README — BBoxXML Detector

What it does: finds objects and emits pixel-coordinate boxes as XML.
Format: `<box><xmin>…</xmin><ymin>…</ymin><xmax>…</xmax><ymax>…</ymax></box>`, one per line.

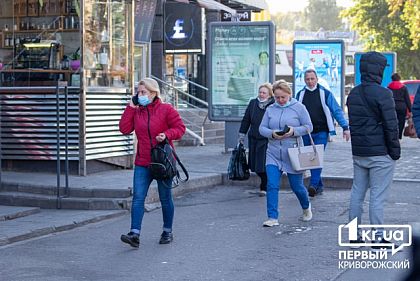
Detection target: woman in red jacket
<box><xmin>119</xmin><ymin>78</ymin><xmax>186</xmax><ymax>248</ymax></box>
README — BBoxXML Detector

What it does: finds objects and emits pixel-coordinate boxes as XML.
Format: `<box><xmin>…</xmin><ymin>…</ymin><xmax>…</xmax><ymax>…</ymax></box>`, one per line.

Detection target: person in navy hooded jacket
<box><xmin>413</xmin><ymin>86</ymin><xmax>420</xmax><ymax>138</ymax></box>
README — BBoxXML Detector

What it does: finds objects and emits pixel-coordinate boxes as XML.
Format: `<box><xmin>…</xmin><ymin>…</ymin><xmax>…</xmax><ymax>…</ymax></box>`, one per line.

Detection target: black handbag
<box><xmin>228</xmin><ymin>143</ymin><xmax>250</xmax><ymax>181</ymax></box>
<box><xmin>147</xmin><ymin>119</ymin><xmax>189</xmax><ymax>188</ymax></box>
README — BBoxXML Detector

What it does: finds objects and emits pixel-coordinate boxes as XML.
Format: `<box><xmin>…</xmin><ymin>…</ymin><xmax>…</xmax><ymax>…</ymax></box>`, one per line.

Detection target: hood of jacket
<box><xmin>360</xmin><ymin>51</ymin><xmax>387</xmax><ymax>85</ymax></box>
<box><xmin>388</xmin><ymin>80</ymin><xmax>405</xmax><ymax>90</ymax></box>
<box><xmin>272</xmin><ymin>97</ymin><xmax>299</xmax><ymax>108</ymax></box>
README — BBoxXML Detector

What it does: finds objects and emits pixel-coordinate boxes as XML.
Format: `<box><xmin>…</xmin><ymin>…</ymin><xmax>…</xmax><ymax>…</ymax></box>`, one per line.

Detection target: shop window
<box><xmin>83</xmin><ymin>0</ymin><xmax>132</xmax><ymax>88</ymax></box>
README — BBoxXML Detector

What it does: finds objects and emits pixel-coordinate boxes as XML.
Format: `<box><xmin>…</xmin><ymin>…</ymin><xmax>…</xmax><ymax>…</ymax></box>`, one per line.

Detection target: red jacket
<box><xmin>119</xmin><ymin>98</ymin><xmax>186</xmax><ymax>166</ymax></box>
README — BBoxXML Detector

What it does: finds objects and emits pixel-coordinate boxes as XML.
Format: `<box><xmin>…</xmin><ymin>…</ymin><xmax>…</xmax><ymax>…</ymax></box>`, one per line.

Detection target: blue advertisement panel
<box><xmin>354</xmin><ymin>52</ymin><xmax>397</xmax><ymax>87</ymax></box>
<box><xmin>293</xmin><ymin>40</ymin><xmax>345</xmax><ymax>106</ymax></box>
<box><xmin>208</xmin><ymin>22</ymin><xmax>275</xmax><ymax>121</ymax></box>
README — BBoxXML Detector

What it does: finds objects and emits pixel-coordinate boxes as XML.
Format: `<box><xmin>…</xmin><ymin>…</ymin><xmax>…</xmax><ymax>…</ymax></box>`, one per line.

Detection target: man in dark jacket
<box><xmin>387</xmin><ymin>73</ymin><xmax>412</xmax><ymax>139</ymax></box>
<box><xmin>346</xmin><ymin>51</ymin><xmax>400</xmax><ymax>247</ymax></box>
<box><xmin>295</xmin><ymin>69</ymin><xmax>350</xmax><ymax>197</ymax></box>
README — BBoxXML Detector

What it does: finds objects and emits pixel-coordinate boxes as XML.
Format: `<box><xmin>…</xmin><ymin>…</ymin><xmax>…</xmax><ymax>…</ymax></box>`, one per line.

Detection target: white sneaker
<box><xmin>259</xmin><ymin>190</ymin><xmax>267</xmax><ymax>197</ymax></box>
<box><xmin>302</xmin><ymin>204</ymin><xmax>312</xmax><ymax>221</ymax></box>
<box><xmin>263</xmin><ymin>218</ymin><xmax>279</xmax><ymax>227</ymax></box>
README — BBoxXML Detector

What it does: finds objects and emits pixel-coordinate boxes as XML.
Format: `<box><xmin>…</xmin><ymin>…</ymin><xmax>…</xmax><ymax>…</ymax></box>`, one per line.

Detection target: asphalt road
<box><xmin>0</xmin><ymin>182</ymin><xmax>418</xmax><ymax>281</ymax></box>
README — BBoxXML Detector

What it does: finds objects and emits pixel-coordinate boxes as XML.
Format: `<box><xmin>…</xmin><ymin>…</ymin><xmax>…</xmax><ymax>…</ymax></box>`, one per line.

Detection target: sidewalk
<box><xmin>2</xmin><ymin>132</ymin><xmax>419</xmax><ymax>189</ymax></box>
<box><xmin>0</xmin><ymin>133</ymin><xmax>419</xmax><ymax>247</ymax></box>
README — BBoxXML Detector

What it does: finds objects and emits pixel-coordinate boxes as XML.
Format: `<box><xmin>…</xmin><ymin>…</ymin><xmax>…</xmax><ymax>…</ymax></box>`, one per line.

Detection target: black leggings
<box><xmin>396</xmin><ymin>111</ymin><xmax>406</xmax><ymax>139</ymax></box>
<box><xmin>257</xmin><ymin>172</ymin><xmax>267</xmax><ymax>191</ymax></box>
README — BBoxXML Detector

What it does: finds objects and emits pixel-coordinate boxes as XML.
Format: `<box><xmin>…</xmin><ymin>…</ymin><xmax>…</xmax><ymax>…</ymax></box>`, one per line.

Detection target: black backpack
<box><xmin>149</xmin><ymin>139</ymin><xmax>189</xmax><ymax>188</ymax></box>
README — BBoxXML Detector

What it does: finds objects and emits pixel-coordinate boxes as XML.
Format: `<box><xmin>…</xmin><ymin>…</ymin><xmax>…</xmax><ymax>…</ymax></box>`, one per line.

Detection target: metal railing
<box><xmin>151</xmin><ymin>75</ymin><xmax>209</xmax><ymax>146</ymax></box>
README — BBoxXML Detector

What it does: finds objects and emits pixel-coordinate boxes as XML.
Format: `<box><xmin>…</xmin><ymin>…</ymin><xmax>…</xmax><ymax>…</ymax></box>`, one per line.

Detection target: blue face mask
<box><xmin>138</xmin><ymin>95</ymin><xmax>151</xmax><ymax>106</ymax></box>
<box><xmin>278</xmin><ymin>100</ymin><xmax>291</xmax><ymax>108</ymax></box>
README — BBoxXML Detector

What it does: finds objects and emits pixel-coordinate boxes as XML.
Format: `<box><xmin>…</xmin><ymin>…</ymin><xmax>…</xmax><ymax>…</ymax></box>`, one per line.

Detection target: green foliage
<box><xmin>304</xmin><ymin>0</ymin><xmax>344</xmax><ymax>31</ymax></box>
<box><xmin>271</xmin><ymin>12</ymin><xmax>306</xmax><ymax>31</ymax></box>
<box><xmin>388</xmin><ymin>0</ymin><xmax>420</xmax><ymax>49</ymax></box>
<box><xmin>70</xmin><ymin>49</ymin><xmax>80</xmax><ymax>60</ymax></box>
<box><xmin>342</xmin><ymin>0</ymin><xmax>420</xmax><ymax>79</ymax></box>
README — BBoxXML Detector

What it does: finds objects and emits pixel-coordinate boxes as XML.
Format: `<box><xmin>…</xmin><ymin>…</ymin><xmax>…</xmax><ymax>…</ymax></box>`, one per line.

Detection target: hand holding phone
<box><xmin>131</xmin><ymin>94</ymin><xmax>139</xmax><ymax>106</ymax></box>
<box><xmin>274</xmin><ymin>125</ymin><xmax>290</xmax><ymax>136</ymax></box>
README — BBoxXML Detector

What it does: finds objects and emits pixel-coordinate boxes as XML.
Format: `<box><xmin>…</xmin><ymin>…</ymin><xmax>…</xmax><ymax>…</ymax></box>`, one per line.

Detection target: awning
<box><xmin>221</xmin><ymin>0</ymin><xmax>268</xmax><ymax>11</ymax></box>
<box><xmin>173</xmin><ymin>0</ymin><xmax>237</xmax><ymax>15</ymax></box>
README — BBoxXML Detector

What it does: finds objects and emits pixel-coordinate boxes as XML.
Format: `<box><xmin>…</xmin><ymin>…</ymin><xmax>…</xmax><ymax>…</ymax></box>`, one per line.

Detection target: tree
<box><xmin>388</xmin><ymin>0</ymin><xmax>419</xmax><ymax>49</ymax></box>
<box><xmin>342</xmin><ymin>0</ymin><xmax>420</xmax><ymax>79</ymax></box>
<box><xmin>304</xmin><ymin>0</ymin><xmax>344</xmax><ymax>31</ymax></box>
<box><xmin>271</xmin><ymin>12</ymin><xmax>306</xmax><ymax>31</ymax></box>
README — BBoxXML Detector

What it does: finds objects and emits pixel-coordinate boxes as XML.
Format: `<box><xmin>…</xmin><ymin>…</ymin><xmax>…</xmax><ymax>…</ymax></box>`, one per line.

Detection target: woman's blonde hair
<box><xmin>139</xmin><ymin>78</ymin><xmax>160</xmax><ymax>97</ymax></box>
<box><xmin>272</xmin><ymin>79</ymin><xmax>292</xmax><ymax>96</ymax></box>
<box><xmin>258</xmin><ymin>83</ymin><xmax>274</xmax><ymax>97</ymax></box>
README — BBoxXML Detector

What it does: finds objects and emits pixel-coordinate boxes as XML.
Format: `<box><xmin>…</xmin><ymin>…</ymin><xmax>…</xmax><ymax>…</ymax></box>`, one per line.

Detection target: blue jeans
<box><xmin>302</xmin><ymin>131</ymin><xmax>329</xmax><ymax>191</ymax></box>
<box><xmin>130</xmin><ymin>166</ymin><xmax>174</xmax><ymax>234</ymax></box>
<box><xmin>266</xmin><ymin>165</ymin><xmax>310</xmax><ymax>219</ymax></box>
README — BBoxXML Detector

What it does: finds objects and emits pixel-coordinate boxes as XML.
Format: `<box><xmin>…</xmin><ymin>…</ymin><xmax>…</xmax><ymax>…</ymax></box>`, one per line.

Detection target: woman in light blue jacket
<box><xmin>259</xmin><ymin>80</ymin><xmax>313</xmax><ymax>227</ymax></box>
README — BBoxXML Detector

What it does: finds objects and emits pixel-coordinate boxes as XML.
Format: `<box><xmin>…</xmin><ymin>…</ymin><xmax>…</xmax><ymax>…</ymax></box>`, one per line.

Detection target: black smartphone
<box><xmin>132</xmin><ymin>94</ymin><xmax>139</xmax><ymax>106</ymax></box>
<box><xmin>275</xmin><ymin>125</ymin><xmax>290</xmax><ymax>136</ymax></box>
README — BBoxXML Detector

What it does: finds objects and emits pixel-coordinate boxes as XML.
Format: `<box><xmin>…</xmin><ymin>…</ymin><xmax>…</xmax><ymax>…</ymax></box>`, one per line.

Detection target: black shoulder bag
<box><xmin>147</xmin><ymin>116</ymin><xmax>188</xmax><ymax>188</ymax></box>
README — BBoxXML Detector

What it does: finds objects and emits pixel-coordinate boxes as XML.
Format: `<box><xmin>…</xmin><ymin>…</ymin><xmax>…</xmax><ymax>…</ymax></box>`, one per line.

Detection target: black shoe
<box><xmin>159</xmin><ymin>231</ymin><xmax>173</xmax><ymax>244</ymax></box>
<box><xmin>120</xmin><ymin>232</ymin><xmax>139</xmax><ymax>248</ymax></box>
<box><xmin>349</xmin><ymin>238</ymin><xmax>365</xmax><ymax>249</ymax></box>
<box><xmin>371</xmin><ymin>238</ymin><xmax>393</xmax><ymax>250</ymax></box>
<box><xmin>307</xmin><ymin>185</ymin><xmax>316</xmax><ymax>197</ymax></box>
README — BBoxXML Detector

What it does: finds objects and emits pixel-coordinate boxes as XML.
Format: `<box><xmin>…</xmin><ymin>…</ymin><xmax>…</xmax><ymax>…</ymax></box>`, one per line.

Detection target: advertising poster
<box><xmin>293</xmin><ymin>40</ymin><xmax>345</xmax><ymax>106</ymax></box>
<box><xmin>354</xmin><ymin>52</ymin><xmax>396</xmax><ymax>87</ymax></box>
<box><xmin>208</xmin><ymin>22</ymin><xmax>275</xmax><ymax>121</ymax></box>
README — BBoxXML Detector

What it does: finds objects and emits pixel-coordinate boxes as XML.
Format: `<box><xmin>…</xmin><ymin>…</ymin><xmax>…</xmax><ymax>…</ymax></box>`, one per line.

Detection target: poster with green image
<box><xmin>208</xmin><ymin>22</ymin><xmax>275</xmax><ymax>121</ymax></box>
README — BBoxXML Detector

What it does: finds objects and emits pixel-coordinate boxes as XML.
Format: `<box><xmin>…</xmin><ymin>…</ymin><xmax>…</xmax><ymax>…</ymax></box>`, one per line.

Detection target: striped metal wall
<box><xmin>0</xmin><ymin>87</ymin><xmax>134</xmax><ymax>163</ymax></box>
<box><xmin>0</xmin><ymin>87</ymin><xmax>80</xmax><ymax>160</ymax></box>
<box><xmin>85</xmin><ymin>88</ymin><xmax>133</xmax><ymax>160</ymax></box>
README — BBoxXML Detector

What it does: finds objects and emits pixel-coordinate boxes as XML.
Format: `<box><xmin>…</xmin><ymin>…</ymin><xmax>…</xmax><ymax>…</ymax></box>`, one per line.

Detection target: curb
<box><xmin>220</xmin><ymin>174</ymin><xmax>419</xmax><ymax>189</ymax></box>
<box><xmin>0</xmin><ymin>210</ymin><xmax>127</xmax><ymax>247</ymax></box>
<box><xmin>0</xmin><ymin>207</ymin><xmax>41</xmax><ymax>221</ymax></box>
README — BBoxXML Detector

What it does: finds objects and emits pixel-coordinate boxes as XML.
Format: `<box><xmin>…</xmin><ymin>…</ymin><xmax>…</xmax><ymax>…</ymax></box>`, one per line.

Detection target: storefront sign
<box><xmin>134</xmin><ymin>0</ymin><xmax>157</xmax><ymax>43</ymax></box>
<box><xmin>293</xmin><ymin>40</ymin><xmax>345</xmax><ymax>106</ymax></box>
<box><xmin>164</xmin><ymin>2</ymin><xmax>202</xmax><ymax>52</ymax></box>
<box><xmin>221</xmin><ymin>10</ymin><xmax>251</xmax><ymax>22</ymax></box>
<box><xmin>208</xmin><ymin>21</ymin><xmax>275</xmax><ymax>121</ymax></box>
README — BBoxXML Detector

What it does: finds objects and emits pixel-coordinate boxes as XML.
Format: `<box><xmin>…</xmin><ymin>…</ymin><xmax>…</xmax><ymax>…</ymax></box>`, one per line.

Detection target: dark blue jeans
<box><xmin>302</xmin><ymin>131</ymin><xmax>329</xmax><ymax>192</ymax></box>
<box><xmin>130</xmin><ymin>166</ymin><xmax>174</xmax><ymax>234</ymax></box>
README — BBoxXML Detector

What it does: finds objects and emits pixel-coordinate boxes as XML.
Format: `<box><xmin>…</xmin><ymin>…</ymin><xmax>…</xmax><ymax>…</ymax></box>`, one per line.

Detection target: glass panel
<box><xmin>173</xmin><ymin>54</ymin><xmax>188</xmax><ymax>92</ymax></box>
<box><xmin>133</xmin><ymin>44</ymin><xmax>149</xmax><ymax>86</ymax></box>
<box><xmin>83</xmin><ymin>0</ymin><xmax>132</xmax><ymax>88</ymax></box>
